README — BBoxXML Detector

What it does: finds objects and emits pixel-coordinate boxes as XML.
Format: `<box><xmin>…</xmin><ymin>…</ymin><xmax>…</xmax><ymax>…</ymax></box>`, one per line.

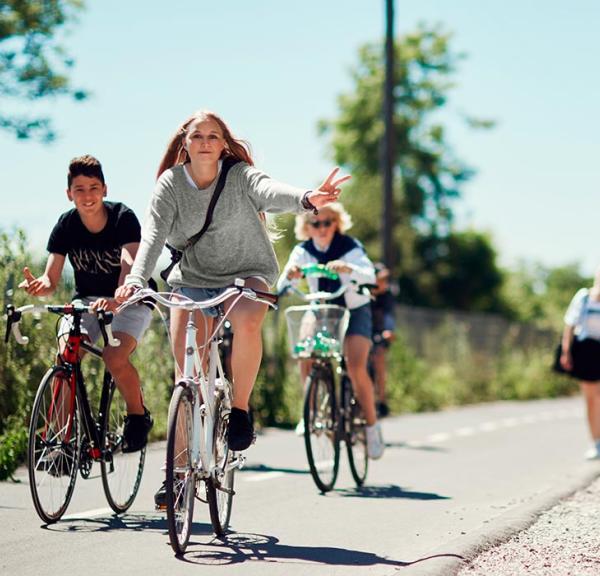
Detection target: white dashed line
<box><xmin>62</xmin><ymin>507</ymin><xmax>112</xmax><ymax>520</ymax></box>
<box><xmin>244</xmin><ymin>471</ymin><xmax>285</xmax><ymax>482</ymax></box>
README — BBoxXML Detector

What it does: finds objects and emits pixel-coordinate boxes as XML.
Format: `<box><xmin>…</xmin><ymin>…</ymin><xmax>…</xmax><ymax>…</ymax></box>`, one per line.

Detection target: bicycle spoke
<box><xmin>28</xmin><ymin>368</ymin><xmax>79</xmax><ymax>524</ymax></box>
<box><xmin>101</xmin><ymin>378</ymin><xmax>145</xmax><ymax>514</ymax></box>
<box><xmin>303</xmin><ymin>368</ymin><xmax>340</xmax><ymax>492</ymax></box>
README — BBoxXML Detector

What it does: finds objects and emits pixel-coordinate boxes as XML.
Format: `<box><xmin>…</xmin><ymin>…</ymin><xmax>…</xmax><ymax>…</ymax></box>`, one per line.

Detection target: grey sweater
<box><xmin>126</xmin><ymin>161</ymin><xmax>306</xmax><ymax>289</ymax></box>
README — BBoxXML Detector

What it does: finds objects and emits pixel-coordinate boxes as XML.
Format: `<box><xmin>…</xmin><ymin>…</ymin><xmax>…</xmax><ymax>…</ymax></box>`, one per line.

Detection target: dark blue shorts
<box><xmin>346</xmin><ymin>304</ymin><xmax>373</xmax><ymax>340</ymax></box>
<box><xmin>174</xmin><ymin>286</ymin><xmax>228</xmax><ymax>317</ymax></box>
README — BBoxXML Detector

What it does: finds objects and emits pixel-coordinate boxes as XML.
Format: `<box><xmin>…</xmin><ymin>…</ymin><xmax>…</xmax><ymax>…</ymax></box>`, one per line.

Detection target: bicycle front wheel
<box><xmin>206</xmin><ymin>391</ymin><xmax>235</xmax><ymax>536</ymax></box>
<box><xmin>343</xmin><ymin>376</ymin><xmax>368</xmax><ymax>486</ymax></box>
<box><xmin>303</xmin><ymin>366</ymin><xmax>339</xmax><ymax>493</ymax></box>
<box><xmin>165</xmin><ymin>383</ymin><xmax>196</xmax><ymax>555</ymax></box>
<box><xmin>28</xmin><ymin>366</ymin><xmax>80</xmax><ymax>523</ymax></box>
<box><xmin>101</xmin><ymin>375</ymin><xmax>145</xmax><ymax>513</ymax></box>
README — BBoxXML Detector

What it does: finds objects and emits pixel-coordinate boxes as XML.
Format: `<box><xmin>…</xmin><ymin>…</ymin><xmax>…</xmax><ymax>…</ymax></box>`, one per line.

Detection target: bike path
<box><xmin>1</xmin><ymin>396</ymin><xmax>598</xmax><ymax>576</ymax></box>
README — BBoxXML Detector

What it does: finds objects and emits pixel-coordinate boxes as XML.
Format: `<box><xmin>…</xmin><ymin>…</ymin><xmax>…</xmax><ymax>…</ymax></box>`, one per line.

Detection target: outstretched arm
<box><xmin>18</xmin><ymin>253</ymin><xmax>65</xmax><ymax>297</ymax></box>
<box><xmin>305</xmin><ymin>167</ymin><xmax>352</xmax><ymax>210</ymax></box>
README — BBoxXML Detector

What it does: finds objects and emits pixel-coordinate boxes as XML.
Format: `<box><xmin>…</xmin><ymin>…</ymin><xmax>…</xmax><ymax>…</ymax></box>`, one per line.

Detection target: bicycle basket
<box><xmin>284</xmin><ymin>304</ymin><xmax>349</xmax><ymax>359</ymax></box>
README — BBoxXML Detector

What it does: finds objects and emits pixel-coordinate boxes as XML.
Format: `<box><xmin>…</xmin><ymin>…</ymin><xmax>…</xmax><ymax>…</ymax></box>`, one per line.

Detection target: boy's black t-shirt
<box><xmin>47</xmin><ymin>201</ymin><xmax>141</xmax><ymax>299</ymax></box>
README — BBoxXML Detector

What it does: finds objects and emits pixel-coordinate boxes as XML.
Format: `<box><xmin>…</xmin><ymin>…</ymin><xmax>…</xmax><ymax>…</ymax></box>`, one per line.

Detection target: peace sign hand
<box><xmin>306</xmin><ymin>167</ymin><xmax>351</xmax><ymax>209</ymax></box>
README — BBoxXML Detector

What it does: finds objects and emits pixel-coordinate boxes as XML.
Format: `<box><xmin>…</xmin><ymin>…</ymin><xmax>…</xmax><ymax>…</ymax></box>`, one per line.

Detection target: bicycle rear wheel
<box><xmin>206</xmin><ymin>390</ymin><xmax>235</xmax><ymax>536</ymax></box>
<box><xmin>28</xmin><ymin>366</ymin><xmax>80</xmax><ymax>523</ymax></box>
<box><xmin>303</xmin><ymin>366</ymin><xmax>339</xmax><ymax>492</ymax></box>
<box><xmin>101</xmin><ymin>375</ymin><xmax>145</xmax><ymax>513</ymax></box>
<box><xmin>165</xmin><ymin>383</ymin><xmax>196</xmax><ymax>555</ymax></box>
<box><xmin>343</xmin><ymin>376</ymin><xmax>368</xmax><ymax>486</ymax></box>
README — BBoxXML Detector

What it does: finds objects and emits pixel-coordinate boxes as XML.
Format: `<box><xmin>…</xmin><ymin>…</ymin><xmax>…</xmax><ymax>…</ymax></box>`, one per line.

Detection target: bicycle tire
<box><xmin>343</xmin><ymin>376</ymin><xmax>368</xmax><ymax>486</ymax></box>
<box><xmin>100</xmin><ymin>375</ymin><xmax>146</xmax><ymax>513</ymax></box>
<box><xmin>206</xmin><ymin>389</ymin><xmax>234</xmax><ymax>536</ymax></box>
<box><xmin>28</xmin><ymin>366</ymin><xmax>80</xmax><ymax>523</ymax></box>
<box><xmin>303</xmin><ymin>366</ymin><xmax>339</xmax><ymax>492</ymax></box>
<box><xmin>165</xmin><ymin>383</ymin><xmax>196</xmax><ymax>555</ymax></box>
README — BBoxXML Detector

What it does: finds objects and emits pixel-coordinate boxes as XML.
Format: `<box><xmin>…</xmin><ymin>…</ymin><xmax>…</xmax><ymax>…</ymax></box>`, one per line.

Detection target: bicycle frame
<box><xmin>6</xmin><ymin>303</ymin><xmax>120</xmax><ymax>462</ymax></box>
<box><xmin>119</xmin><ymin>282</ymin><xmax>278</xmax><ymax>482</ymax></box>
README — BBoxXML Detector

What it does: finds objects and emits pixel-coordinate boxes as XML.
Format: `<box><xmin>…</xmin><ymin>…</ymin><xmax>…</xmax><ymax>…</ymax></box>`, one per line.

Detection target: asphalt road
<box><xmin>1</xmin><ymin>396</ymin><xmax>598</xmax><ymax>576</ymax></box>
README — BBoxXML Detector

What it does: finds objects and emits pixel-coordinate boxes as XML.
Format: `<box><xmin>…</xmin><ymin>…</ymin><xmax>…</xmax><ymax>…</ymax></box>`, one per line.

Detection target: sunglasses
<box><xmin>309</xmin><ymin>219</ymin><xmax>333</xmax><ymax>229</ymax></box>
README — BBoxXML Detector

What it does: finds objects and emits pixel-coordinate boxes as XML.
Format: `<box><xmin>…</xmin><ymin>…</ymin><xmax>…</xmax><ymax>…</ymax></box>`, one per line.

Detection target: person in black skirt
<box><xmin>560</xmin><ymin>269</ymin><xmax>600</xmax><ymax>459</ymax></box>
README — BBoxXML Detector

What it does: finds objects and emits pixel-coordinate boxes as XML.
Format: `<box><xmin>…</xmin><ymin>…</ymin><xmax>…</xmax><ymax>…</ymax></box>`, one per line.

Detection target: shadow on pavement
<box><xmin>385</xmin><ymin>440</ymin><xmax>448</xmax><ymax>452</ymax></box>
<box><xmin>43</xmin><ymin>512</ymin><xmax>212</xmax><ymax>535</ymax></box>
<box><xmin>180</xmin><ymin>531</ymin><xmax>463</xmax><ymax>568</ymax></box>
<box><xmin>239</xmin><ymin>463</ymin><xmax>309</xmax><ymax>476</ymax></box>
<box><xmin>334</xmin><ymin>484</ymin><xmax>451</xmax><ymax>500</ymax></box>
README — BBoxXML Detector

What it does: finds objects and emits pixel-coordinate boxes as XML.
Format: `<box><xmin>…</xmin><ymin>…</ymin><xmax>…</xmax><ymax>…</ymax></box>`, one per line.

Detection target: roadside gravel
<box><xmin>457</xmin><ymin>475</ymin><xmax>600</xmax><ymax>575</ymax></box>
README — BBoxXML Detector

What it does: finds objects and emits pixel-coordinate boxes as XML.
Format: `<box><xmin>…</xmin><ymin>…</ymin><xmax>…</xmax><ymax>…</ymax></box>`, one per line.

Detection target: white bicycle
<box><xmin>119</xmin><ymin>279</ymin><xmax>278</xmax><ymax>554</ymax></box>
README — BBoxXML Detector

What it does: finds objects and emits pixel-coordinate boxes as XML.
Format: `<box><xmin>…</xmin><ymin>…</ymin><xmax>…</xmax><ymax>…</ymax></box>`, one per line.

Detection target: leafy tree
<box><xmin>400</xmin><ymin>230</ymin><xmax>506</xmax><ymax>312</ymax></box>
<box><xmin>317</xmin><ymin>23</ymin><xmax>501</xmax><ymax>310</ymax></box>
<box><xmin>320</xmin><ymin>24</ymin><xmax>492</xmax><ymax>235</ymax></box>
<box><xmin>501</xmin><ymin>262</ymin><xmax>588</xmax><ymax>329</ymax></box>
<box><xmin>0</xmin><ymin>0</ymin><xmax>86</xmax><ymax>141</ymax></box>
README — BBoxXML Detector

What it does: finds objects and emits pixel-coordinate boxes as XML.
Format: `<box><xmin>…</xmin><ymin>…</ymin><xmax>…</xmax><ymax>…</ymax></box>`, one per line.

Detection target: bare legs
<box><xmin>225</xmin><ymin>278</ymin><xmax>269</xmax><ymax>411</ymax></box>
<box><xmin>344</xmin><ymin>335</ymin><xmax>377</xmax><ymax>426</ymax></box>
<box><xmin>371</xmin><ymin>346</ymin><xmax>387</xmax><ymax>406</ymax></box>
<box><xmin>103</xmin><ymin>332</ymin><xmax>144</xmax><ymax>415</ymax></box>
<box><xmin>168</xmin><ymin>278</ymin><xmax>269</xmax><ymax>411</ymax></box>
<box><xmin>581</xmin><ymin>381</ymin><xmax>600</xmax><ymax>441</ymax></box>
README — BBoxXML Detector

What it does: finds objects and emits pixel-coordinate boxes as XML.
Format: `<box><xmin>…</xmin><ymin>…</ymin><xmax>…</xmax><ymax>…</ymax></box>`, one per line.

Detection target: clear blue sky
<box><xmin>1</xmin><ymin>0</ymin><xmax>598</xmax><ymax>275</ymax></box>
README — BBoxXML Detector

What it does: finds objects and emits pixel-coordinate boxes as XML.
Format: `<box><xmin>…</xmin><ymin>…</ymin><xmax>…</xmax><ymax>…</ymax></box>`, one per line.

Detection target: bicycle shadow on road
<box><xmin>42</xmin><ymin>512</ymin><xmax>213</xmax><ymax>536</ymax></box>
<box><xmin>385</xmin><ymin>440</ymin><xmax>448</xmax><ymax>453</ymax></box>
<box><xmin>180</xmin><ymin>531</ymin><xmax>463</xmax><ymax>569</ymax></box>
<box><xmin>333</xmin><ymin>484</ymin><xmax>451</xmax><ymax>501</ymax></box>
<box><xmin>239</xmin><ymin>463</ymin><xmax>309</xmax><ymax>476</ymax></box>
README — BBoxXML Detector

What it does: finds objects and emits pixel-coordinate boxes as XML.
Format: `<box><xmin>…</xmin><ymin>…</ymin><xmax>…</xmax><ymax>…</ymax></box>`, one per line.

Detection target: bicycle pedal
<box><xmin>216</xmin><ymin>484</ymin><xmax>235</xmax><ymax>496</ymax></box>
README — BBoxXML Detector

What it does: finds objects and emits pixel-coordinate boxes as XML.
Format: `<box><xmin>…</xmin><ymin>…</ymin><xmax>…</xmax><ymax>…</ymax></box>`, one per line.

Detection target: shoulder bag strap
<box><xmin>184</xmin><ymin>156</ymin><xmax>240</xmax><ymax>249</ymax></box>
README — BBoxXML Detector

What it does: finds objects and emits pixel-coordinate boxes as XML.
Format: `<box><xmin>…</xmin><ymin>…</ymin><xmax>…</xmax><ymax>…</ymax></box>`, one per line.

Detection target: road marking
<box><xmin>479</xmin><ymin>422</ymin><xmax>498</xmax><ymax>432</ymax></box>
<box><xmin>427</xmin><ymin>432</ymin><xmax>450</xmax><ymax>443</ymax></box>
<box><xmin>414</xmin><ymin>409</ymin><xmax>580</xmax><ymax>447</ymax></box>
<box><xmin>244</xmin><ymin>471</ymin><xmax>285</xmax><ymax>482</ymax></box>
<box><xmin>62</xmin><ymin>507</ymin><xmax>112</xmax><ymax>520</ymax></box>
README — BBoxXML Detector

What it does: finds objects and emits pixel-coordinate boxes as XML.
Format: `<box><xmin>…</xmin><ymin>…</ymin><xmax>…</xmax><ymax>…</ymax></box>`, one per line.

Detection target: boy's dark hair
<box><xmin>67</xmin><ymin>155</ymin><xmax>105</xmax><ymax>187</ymax></box>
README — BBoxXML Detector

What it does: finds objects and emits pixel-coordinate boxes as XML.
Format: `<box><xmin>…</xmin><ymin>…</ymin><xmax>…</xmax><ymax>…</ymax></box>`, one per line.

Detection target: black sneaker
<box><xmin>122</xmin><ymin>407</ymin><xmax>153</xmax><ymax>453</ymax></box>
<box><xmin>377</xmin><ymin>402</ymin><xmax>390</xmax><ymax>418</ymax></box>
<box><xmin>154</xmin><ymin>480</ymin><xmax>167</xmax><ymax>511</ymax></box>
<box><xmin>227</xmin><ymin>408</ymin><xmax>255</xmax><ymax>451</ymax></box>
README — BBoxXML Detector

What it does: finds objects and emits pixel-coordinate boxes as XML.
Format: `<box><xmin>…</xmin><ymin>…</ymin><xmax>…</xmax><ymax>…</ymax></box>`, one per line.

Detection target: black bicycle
<box><xmin>281</xmin><ymin>265</ymin><xmax>369</xmax><ymax>492</ymax></box>
<box><xmin>5</xmin><ymin>302</ymin><xmax>146</xmax><ymax>524</ymax></box>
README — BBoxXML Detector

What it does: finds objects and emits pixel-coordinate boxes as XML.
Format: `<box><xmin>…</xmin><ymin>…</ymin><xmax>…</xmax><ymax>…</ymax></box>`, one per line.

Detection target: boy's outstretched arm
<box><xmin>18</xmin><ymin>254</ymin><xmax>65</xmax><ymax>297</ymax></box>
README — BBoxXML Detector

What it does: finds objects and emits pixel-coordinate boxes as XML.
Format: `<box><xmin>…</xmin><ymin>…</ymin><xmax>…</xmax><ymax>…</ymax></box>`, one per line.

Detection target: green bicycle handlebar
<box><xmin>300</xmin><ymin>263</ymin><xmax>339</xmax><ymax>281</ymax></box>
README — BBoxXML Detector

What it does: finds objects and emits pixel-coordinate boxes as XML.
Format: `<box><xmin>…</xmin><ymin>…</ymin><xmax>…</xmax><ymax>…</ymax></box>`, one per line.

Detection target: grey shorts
<box><xmin>58</xmin><ymin>297</ymin><xmax>152</xmax><ymax>344</ymax></box>
<box><xmin>346</xmin><ymin>304</ymin><xmax>373</xmax><ymax>340</ymax></box>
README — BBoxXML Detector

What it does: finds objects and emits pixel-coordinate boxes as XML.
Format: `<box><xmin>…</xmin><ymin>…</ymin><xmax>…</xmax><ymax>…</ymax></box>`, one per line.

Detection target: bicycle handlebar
<box><xmin>278</xmin><ymin>279</ymin><xmax>375</xmax><ymax>303</ymax></box>
<box><xmin>117</xmin><ymin>279</ymin><xmax>279</xmax><ymax>314</ymax></box>
<box><xmin>5</xmin><ymin>303</ymin><xmax>121</xmax><ymax>347</ymax></box>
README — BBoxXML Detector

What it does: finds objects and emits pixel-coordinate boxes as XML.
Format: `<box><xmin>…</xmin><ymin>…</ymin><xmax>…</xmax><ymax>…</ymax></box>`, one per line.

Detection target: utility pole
<box><xmin>382</xmin><ymin>0</ymin><xmax>395</xmax><ymax>271</ymax></box>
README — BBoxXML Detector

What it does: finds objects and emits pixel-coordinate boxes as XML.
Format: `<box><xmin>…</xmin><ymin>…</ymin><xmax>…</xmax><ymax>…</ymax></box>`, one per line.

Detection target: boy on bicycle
<box><xmin>19</xmin><ymin>155</ymin><xmax>154</xmax><ymax>453</ymax></box>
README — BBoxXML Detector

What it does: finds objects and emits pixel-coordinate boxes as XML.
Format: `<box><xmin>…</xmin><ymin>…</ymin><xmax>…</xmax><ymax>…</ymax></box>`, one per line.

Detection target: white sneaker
<box><xmin>585</xmin><ymin>446</ymin><xmax>600</xmax><ymax>460</ymax></box>
<box><xmin>366</xmin><ymin>422</ymin><xmax>384</xmax><ymax>460</ymax></box>
<box><xmin>295</xmin><ymin>420</ymin><xmax>305</xmax><ymax>436</ymax></box>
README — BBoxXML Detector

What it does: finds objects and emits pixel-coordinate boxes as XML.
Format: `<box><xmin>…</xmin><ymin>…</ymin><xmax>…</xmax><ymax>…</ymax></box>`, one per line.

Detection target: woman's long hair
<box><xmin>156</xmin><ymin>110</ymin><xmax>253</xmax><ymax>180</ymax></box>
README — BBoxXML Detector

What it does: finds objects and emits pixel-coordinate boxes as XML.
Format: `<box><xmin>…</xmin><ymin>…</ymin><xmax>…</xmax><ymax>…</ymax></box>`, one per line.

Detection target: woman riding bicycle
<box><xmin>115</xmin><ymin>109</ymin><xmax>350</xmax><ymax>455</ymax></box>
<box><xmin>277</xmin><ymin>202</ymin><xmax>384</xmax><ymax>459</ymax></box>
